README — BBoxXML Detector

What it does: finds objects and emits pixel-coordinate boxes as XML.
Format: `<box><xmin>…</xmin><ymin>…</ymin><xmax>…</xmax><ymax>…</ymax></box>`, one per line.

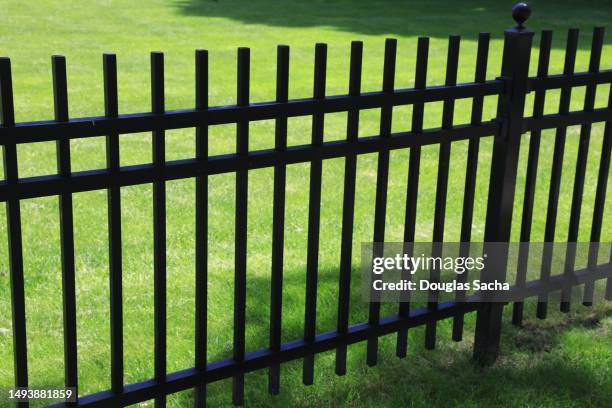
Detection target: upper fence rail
<box><xmin>1</xmin><ymin>70</ymin><xmax>612</xmax><ymax>144</ymax></box>
<box><xmin>0</xmin><ymin>47</ymin><xmax>611</xmax><ymax>203</ymax></box>
<box><xmin>0</xmin><ymin>80</ymin><xmax>503</xmax><ymax>143</ymax></box>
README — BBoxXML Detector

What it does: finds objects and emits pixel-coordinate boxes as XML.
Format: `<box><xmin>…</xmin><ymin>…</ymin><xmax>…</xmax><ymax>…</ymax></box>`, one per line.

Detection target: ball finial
<box><xmin>512</xmin><ymin>2</ymin><xmax>531</xmax><ymax>28</ymax></box>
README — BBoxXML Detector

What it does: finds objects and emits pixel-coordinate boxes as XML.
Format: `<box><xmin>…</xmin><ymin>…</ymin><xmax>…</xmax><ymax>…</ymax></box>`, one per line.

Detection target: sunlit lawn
<box><xmin>0</xmin><ymin>0</ymin><xmax>611</xmax><ymax>406</ymax></box>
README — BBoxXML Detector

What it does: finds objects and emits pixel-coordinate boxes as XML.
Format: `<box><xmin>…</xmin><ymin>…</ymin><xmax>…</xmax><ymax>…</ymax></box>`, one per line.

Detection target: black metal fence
<box><xmin>0</xmin><ymin>3</ymin><xmax>611</xmax><ymax>407</ymax></box>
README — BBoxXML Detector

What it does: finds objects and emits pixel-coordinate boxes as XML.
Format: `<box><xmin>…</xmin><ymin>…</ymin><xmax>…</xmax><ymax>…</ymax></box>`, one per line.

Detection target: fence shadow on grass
<box><xmin>198</xmin><ymin>301</ymin><xmax>611</xmax><ymax>406</ymax></box>
<box><xmin>207</xmin><ymin>265</ymin><xmax>611</xmax><ymax>406</ymax></box>
<box><xmin>305</xmin><ymin>302</ymin><xmax>609</xmax><ymax>405</ymax></box>
<box><xmin>173</xmin><ymin>0</ymin><xmax>612</xmax><ymax>50</ymax></box>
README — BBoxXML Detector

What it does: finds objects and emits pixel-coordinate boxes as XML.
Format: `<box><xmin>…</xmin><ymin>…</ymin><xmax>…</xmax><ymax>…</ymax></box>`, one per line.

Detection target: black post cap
<box><xmin>512</xmin><ymin>3</ymin><xmax>531</xmax><ymax>28</ymax></box>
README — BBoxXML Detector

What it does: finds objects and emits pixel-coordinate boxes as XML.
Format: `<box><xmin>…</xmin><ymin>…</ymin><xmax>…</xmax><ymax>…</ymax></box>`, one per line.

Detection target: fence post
<box><xmin>473</xmin><ymin>3</ymin><xmax>533</xmax><ymax>365</ymax></box>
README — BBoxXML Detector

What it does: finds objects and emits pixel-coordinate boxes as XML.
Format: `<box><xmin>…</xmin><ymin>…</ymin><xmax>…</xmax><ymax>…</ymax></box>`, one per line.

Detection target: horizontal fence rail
<box><xmin>0</xmin><ymin>81</ymin><xmax>504</xmax><ymax>143</ymax></box>
<box><xmin>0</xmin><ymin>4</ymin><xmax>611</xmax><ymax>407</ymax></box>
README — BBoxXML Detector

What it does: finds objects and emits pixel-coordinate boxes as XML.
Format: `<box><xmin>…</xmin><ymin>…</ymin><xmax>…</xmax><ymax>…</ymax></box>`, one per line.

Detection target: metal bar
<box><xmin>453</xmin><ymin>32</ymin><xmax>490</xmax><ymax>341</ymax></box>
<box><xmin>524</xmin><ymin>108</ymin><xmax>612</xmax><ymax>131</ymax></box>
<box><xmin>366</xmin><ymin>37</ymin><xmax>396</xmax><ymax>367</ymax></box>
<box><xmin>151</xmin><ymin>51</ymin><xmax>167</xmax><ymax>408</ymax></box>
<box><xmin>537</xmin><ymin>29</ymin><xmax>578</xmax><ymax>319</ymax></box>
<box><xmin>426</xmin><ymin>35</ymin><xmax>460</xmax><ymax>350</ymax></box>
<box><xmin>473</xmin><ymin>23</ymin><xmax>533</xmax><ymax>365</ymax></box>
<box><xmin>508</xmin><ymin>262</ymin><xmax>611</xmax><ymax>301</ymax></box>
<box><xmin>269</xmin><ymin>44</ymin><xmax>289</xmax><ymax>395</ymax></box>
<box><xmin>52</xmin><ymin>55</ymin><xmax>79</xmax><ymax>401</ymax></box>
<box><xmin>0</xmin><ymin>56</ymin><xmax>29</xmax><ymax>408</ymax></box>
<box><xmin>194</xmin><ymin>49</ymin><xmax>208</xmax><ymax>408</ymax></box>
<box><xmin>511</xmin><ymin>30</ymin><xmax>553</xmax><ymax>326</ymax></box>
<box><xmin>509</xmin><ymin>264</ymin><xmax>612</xmax><ymax>299</ymax></box>
<box><xmin>303</xmin><ymin>43</ymin><xmax>326</xmax><ymax>381</ymax></box>
<box><xmin>55</xmin><ymin>298</ymin><xmax>490</xmax><ymax>408</ymax></box>
<box><xmin>6</xmin><ymin>87</ymin><xmax>591</xmax><ymax>140</ymax></box>
<box><xmin>232</xmin><ymin>47</ymin><xmax>250</xmax><ymax>406</ymax></box>
<box><xmin>0</xmin><ymin>122</ymin><xmax>497</xmax><ymax>202</ymax></box>
<box><xmin>561</xmin><ymin>27</ymin><xmax>604</xmax><ymax>312</ymax></box>
<box><xmin>396</xmin><ymin>37</ymin><xmax>428</xmax><ymax>358</ymax></box>
<box><xmin>0</xmin><ymin>81</ymin><xmax>504</xmax><ymax>143</ymax></box>
<box><xmin>334</xmin><ymin>41</ymin><xmax>362</xmax><ymax>378</ymax></box>
<box><xmin>104</xmin><ymin>53</ymin><xmax>123</xmax><ymax>394</ymax></box>
<box><xmin>528</xmin><ymin>69</ymin><xmax>612</xmax><ymax>91</ymax></box>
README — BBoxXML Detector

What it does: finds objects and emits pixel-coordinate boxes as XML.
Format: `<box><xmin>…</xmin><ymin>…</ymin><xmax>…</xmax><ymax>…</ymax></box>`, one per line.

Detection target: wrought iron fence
<box><xmin>0</xmin><ymin>3</ymin><xmax>610</xmax><ymax>407</ymax></box>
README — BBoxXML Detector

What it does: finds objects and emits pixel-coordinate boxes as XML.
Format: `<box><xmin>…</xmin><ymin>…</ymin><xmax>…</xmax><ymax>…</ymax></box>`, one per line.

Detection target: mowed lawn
<box><xmin>0</xmin><ymin>0</ymin><xmax>611</xmax><ymax>406</ymax></box>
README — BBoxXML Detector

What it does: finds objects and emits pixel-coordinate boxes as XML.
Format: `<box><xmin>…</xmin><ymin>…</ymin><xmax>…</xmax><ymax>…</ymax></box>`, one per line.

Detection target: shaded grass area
<box><xmin>0</xmin><ymin>0</ymin><xmax>611</xmax><ymax>406</ymax></box>
<box><xmin>196</xmin><ymin>301</ymin><xmax>612</xmax><ymax>407</ymax></box>
<box><xmin>175</xmin><ymin>0</ymin><xmax>612</xmax><ymax>48</ymax></box>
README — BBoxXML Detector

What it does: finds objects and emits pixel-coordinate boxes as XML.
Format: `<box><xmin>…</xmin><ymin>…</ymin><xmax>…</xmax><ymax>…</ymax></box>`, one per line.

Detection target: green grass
<box><xmin>0</xmin><ymin>0</ymin><xmax>611</xmax><ymax>406</ymax></box>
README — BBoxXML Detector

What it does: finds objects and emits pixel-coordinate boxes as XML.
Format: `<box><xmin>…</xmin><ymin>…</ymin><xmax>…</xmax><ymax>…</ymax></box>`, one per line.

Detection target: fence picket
<box><xmin>334</xmin><ymin>40</ymin><xmax>363</xmax><ymax>377</ymax></box>
<box><xmin>269</xmin><ymin>44</ymin><xmax>289</xmax><ymax>395</ymax></box>
<box><xmin>103</xmin><ymin>53</ymin><xmax>124</xmax><ymax>394</ymax></box>
<box><xmin>537</xmin><ymin>29</ymin><xmax>579</xmax><ymax>319</ymax></box>
<box><xmin>512</xmin><ymin>30</ymin><xmax>552</xmax><ymax>326</ymax></box>
<box><xmin>453</xmin><ymin>32</ymin><xmax>490</xmax><ymax>341</ymax></box>
<box><xmin>426</xmin><ymin>35</ymin><xmax>460</xmax><ymax>350</ymax></box>
<box><xmin>367</xmin><ymin>38</ymin><xmax>397</xmax><ymax>367</ymax></box>
<box><xmin>304</xmin><ymin>43</ymin><xmax>327</xmax><ymax>380</ymax></box>
<box><xmin>151</xmin><ymin>51</ymin><xmax>167</xmax><ymax>408</ymax></box>
<box><xmin>396</xmin><ymin>37</ymin><xmax>429</xmax><ymax>358</ymax></box>
<box><xmin>194</xmin><ymin>49</ymin><xmax>209</xmax><ymax>408</ymax></box>
<box><xmin>233</xmin><ymin>47</ymin><xmax>250</xmax><ymax>406</ymax></box>
<box><xmin>0</xmin><ymin>56</ymin><xmax>29</xmax><ymax>408</ymax></box>
<box><xmin>52</xmin><ymin>54</ymin><xmax>79</xmax><ymax>401</ymax></box>
<box><xmin>566</xmin><ymin>27</ymin><xmax>603</xmax><ymax>308</ymax></box>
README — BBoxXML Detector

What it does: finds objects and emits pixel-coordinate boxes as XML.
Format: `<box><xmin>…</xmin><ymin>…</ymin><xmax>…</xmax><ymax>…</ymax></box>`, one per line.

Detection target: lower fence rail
<box><xmin>45</xmin><ymin>264</ymin><xmax>611</xmax><ymax>408</ymax></box>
